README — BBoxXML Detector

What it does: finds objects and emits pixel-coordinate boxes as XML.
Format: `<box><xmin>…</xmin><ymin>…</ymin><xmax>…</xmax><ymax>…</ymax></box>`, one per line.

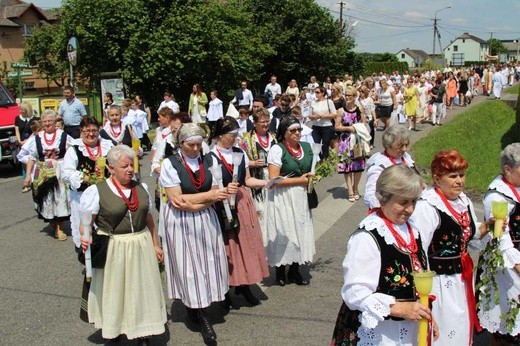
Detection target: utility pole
<box><xmin>339</xmin><ymin>1</ymin><xmax>345</xmax><ymax>35</ymax></box>
<box><xmin>432</xmin><ymin>7</ymin><xmax>450</xmax><ymax>64</ymax></box>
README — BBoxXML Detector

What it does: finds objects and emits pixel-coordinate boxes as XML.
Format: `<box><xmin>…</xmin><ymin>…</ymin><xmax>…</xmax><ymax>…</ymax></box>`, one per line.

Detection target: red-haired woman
<box><xmin>189</xmin><ymin>84</ymin><xmax>208</xmax><ymax>124</ymax></box>
<box><xmin>411</xmin><ymin>150</ymin><xmax>493</xmax><ymax>345</ymax></box>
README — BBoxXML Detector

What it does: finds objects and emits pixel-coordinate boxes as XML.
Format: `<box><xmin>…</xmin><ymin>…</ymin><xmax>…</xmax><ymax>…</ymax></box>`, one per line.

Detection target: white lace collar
<box><xmin>103</xmin><ymin>122</ymin><xmax>126</xmax><ymax>142</ymax></box>
<box><xmin>488</xmin><ymin>175</ymin><xmax>519</xmax><ymax>202</ymax></box>
<box><xmin>359</xmin><ymin>212</ymin><xmax>419</xmax><ymax>246</ymax></box>
<box><xmin>370</xmin><ymin>151</ymin><xmax>414</xmax><ymax>168</ymax></box>
<box><xmin>421</xmin><ymin>186</ymin><xmax>469</xmax><ymax>215</ymax></box>
<box><xmin>74</xmin><ymin>138</ymin><xmax>113</xmax><ymax>156</ymax></box>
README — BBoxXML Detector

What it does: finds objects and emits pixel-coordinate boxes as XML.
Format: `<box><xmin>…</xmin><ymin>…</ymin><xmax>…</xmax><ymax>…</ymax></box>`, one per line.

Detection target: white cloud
<box><xmin>404</xmin><ymin>11</ymin><xmax>428</xmax><ymax>20</ymax></box>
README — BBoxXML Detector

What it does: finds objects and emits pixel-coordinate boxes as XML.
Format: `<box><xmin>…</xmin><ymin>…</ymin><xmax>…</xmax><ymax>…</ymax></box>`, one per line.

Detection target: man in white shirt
<box><xmin>231</xmin><ymin>80</ymin><xmax>253</xmax><ymax>111</ymax></box>
<box><xmin>264</xmin><ymin>75</ymin><xmax>282</xmax><ymax>107</ymax></box>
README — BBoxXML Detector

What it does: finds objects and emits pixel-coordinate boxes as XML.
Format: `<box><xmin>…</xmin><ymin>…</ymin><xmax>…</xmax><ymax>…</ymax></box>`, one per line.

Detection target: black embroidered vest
<box><xmin>428</xmin><ymin>207</ymin><xmax>476</xmax><ymax>275</ymax></box>
<box><xmin>35</xmin><ymin>132</ymin><xmax>67</xmax><ymax>161</ymax></box>
<box><xmin>365</xmin><ymin>227</ymin><xmax>427</xmax><ymax>320</ymax></box>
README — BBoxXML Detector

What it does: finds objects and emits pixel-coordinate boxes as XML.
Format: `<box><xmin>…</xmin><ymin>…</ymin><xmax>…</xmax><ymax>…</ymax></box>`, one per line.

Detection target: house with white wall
<box><xmin>396</xmin><ymin>49</ymin><xmax>429</xmax><ymax>68</ymax></box>
<box><xmin>443</xmin><ymin>32</ymin><xmax>489</xmax><ymax>66</ymax></box>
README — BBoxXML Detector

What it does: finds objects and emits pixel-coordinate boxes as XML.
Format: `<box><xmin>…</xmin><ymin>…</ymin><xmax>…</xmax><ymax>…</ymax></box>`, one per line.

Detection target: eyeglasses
<box><xmin>280</xmin><ymin>103</ymin><xmax>290</xmax><ymax>107</ymax></box>
<box><xmin>288</xmin><ymin>128</ymin><xmax>302</xmax><ymax>133</ymax></box>
<box><xmin>82</xmin><ymin>129</ymin><xmax>99</xmax><ymax>134</ymax></box>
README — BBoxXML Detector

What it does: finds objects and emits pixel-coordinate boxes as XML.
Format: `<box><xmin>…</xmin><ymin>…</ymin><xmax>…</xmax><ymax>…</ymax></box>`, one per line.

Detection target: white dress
<box><xmin>263</xmin><ymin>144</ymin><xmax>315</xmax><ymax>266</ymax></box>
<box><xmin>363</xmin><ymin>152</ymin><xmax>415</xmax><ymax>209</ymax></box>
<box><xmin>340</xmin><ymin>213</ymin><xmax>420</xmax><ymax>345</ymax></box>
<box><xmin>160</xmin><ymin>154</ymin><xmax>228</xmax><ymax>308</ymax></box>
<box><xmin>80</xmin><ymin>181</ymin><xmax>166</xmax><ymax>340</ymax></box>
<box><xmin>411</xmin><ymin>187</ymin><xmax>488</xmax><ymax>346</ymax></box>
<box><xmin>17</xmin><ymin>130</ymin><xmax>74</xmax><ymax>221</ymax></box>
<box><xmin>478</xmin><ymin>176</ymin><xmax>520</xmax><ymax>336</ymax></box>
<box><xmin>60</xmin><ymin>138</ymin><xmax>113</xmax><ymax>247</ymax></box>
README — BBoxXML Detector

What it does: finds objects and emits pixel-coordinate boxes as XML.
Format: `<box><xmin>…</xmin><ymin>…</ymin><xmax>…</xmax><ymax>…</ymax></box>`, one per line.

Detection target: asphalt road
<box><xmin>0</xmin><ymin>90</ymin><xmax>515</xmax><ymax>345</ymax></box>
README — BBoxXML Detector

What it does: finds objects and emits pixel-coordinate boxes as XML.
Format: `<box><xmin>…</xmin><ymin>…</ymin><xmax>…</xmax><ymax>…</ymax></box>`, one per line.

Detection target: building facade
<box><xmin>443</xmin><ymin>32</ymin><xmax>489</xmax><ymax>66</ymax></box>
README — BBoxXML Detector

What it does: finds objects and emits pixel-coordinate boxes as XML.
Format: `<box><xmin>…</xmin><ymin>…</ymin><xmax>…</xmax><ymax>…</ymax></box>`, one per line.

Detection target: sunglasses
<box><xmin>314</xmin><ymin>91</ymin><xmax>322</xmax><ymax>94</ymax></box>
<box><xmin>289</xmin><ymin>128</ymin><xmax>302</xmax><ymax>133</ymax></box>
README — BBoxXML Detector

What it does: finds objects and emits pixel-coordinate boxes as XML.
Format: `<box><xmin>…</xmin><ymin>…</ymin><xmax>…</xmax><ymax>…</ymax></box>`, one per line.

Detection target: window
<box><xmin>453</xmin><ymin>45</ymin><xmax>458</xmax><ymax>52</ymax></box>
<box><xmin>24</xmin><ymin>81</ymin><xmax>35</xmax><ymax>90</ymax></box>
<box><xmin>462</xmin><ymin>39</ymin><xmax>465</xmax><ymax>43</ymax></box>
<box><xmin>401</xmin><ymin>53</ymin><xmax>405</xmax><ymax>58</ymax></box>
<box><xmin>21</xmin><ymin>24</ymin><xmax>35</xmax><ymax>37</ymax></box>
<box><xmin>452</xmin><ymin>53</ymin><xmax>465</xmax><ymax>66</ymax></box>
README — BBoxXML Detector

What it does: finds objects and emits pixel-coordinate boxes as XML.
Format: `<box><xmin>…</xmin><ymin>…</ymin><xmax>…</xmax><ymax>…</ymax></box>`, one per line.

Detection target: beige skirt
<box><xmin>88</xmin><ymin>230</ymin><xmax>166</xmax><ymax>340</ymax></box>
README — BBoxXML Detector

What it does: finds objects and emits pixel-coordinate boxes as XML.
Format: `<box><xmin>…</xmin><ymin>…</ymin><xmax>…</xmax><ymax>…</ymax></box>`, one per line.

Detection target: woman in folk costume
<box><xmin>61</xmin><ymin>116</ymin><xmax>113</xmax><ymax>251</ymax></box>
<box><xmin>80</xmin><ymin>145</ymin><xmax>165</xmax><ymax>345</ymax></box>
<box><xmin>160</xmin><ymin>123</ymin><xmax>230</xmax><ymax>344</ymax></box>
<box><xmin>331</xmin><ymin>165</ymin><xmax>438</xmax><ymax>345</ymax></box>
<box><xmin>264</xmin><ymin>116</ymin><xmax>315</xmax><ymax>286</ymax></box>
<box><xmin>240</xmin><ymin>107</ymin><xmax>277</xmax><ymax>226</ymax></box>
<box><xmin>17</xmin><ymin>109</ymin><xmax>74</xmax><ymax>240</ymax></box>
<box><xmin>478</xmin><ymin>143</ymin><xmax>520</xmax><ymax>344</ymax></box>
<box><xmin>210</xmin><ymin>116</ymin><xmax>269</xmax><ymax>307</ymax></box>
<box><xmin>411</xmin><ymin>150</ymin><xmax>493</xmax><ymax>345</ymax></box>
<box><xmin>99</xmin><ymin>105</ymin><xmax>133</xmax><ymax>147</ymax></box>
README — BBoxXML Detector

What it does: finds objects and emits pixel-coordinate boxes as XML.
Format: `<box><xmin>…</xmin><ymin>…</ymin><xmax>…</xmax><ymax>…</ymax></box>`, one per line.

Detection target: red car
<box><xmin>0</xmin><ymin>83</ymin><xmax>21</xmax><ymax>166</ymax></box>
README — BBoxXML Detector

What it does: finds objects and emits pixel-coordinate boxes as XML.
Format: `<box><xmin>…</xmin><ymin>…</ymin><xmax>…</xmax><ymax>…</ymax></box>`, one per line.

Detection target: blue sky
<box><xmin>33</xmin><ymin>0</ymin><xmax>520</xmax><ymax>54</ymax></box>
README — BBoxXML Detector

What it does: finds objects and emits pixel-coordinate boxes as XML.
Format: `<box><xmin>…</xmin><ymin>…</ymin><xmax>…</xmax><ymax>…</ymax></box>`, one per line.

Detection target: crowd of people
<box><xmin>13</xmin><ymin>62</ymin><xmax>520</xmax><ymax>345</ymax></box>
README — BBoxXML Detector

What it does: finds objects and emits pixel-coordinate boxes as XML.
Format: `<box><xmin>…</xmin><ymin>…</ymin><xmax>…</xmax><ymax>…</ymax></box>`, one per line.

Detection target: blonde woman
<box><xmin>189</xmin><ymin>84</ymin><xmax>208</xmax><ymax>124</ymax></box>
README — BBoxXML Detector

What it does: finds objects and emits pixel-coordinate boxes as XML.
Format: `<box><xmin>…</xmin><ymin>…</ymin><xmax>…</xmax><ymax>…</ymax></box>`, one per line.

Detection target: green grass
<box><xmin>412</xmin><ymin>100</ymin><xmax>518</xmax><ymax>194</ymax></box>
<box><xmin>504</xmin><ymin>84</ymin><xmax>520</xmax><ymax>95</ymax></box>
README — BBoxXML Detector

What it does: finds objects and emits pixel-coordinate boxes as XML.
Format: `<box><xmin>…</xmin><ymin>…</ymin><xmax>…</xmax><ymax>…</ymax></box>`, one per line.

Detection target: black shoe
<box><xmin>287</xmin><ymin>263</ymin><xmax>309</xmax><ymax>285</ymax></box>
<box><xmin>275</xmin><ymin>265</ymin><xmax>287</xmax><ymax>286</ymax></box>
<box><xmin>137</xmin><ymin>337</ymin><xmax>150</xmax><ymax>346</ymax></box>
<box><xmin>235</xmin><ymin>285</ymin><xmax>261</xmax><ymax>306</ymax></box>
<box><xmin>197</xmin><ymin>309</ymin><xmax>217</xmax><ymax>345</ymax></box>
<box><xmin>221</xmin><ymin>292</ymin><xmax>236</xmax><ymax>310</ymax></box>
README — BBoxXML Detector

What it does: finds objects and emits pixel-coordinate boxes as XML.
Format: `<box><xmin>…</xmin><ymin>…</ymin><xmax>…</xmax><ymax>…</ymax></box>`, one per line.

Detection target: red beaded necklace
<box><xmin>434</xmin><ymin>188</ymin><xmax>472</xmax><ymax>251</ymax></box>
<box><xmin>502</xmin><ymin>176</ymin><xmax>520</xmax><ymax>202</ymax></box>
<box><xmin>384</xmin><ymin>150</ymin><xmax>406</xmax><ymax>165</ymax></box>
<box><xmin>256</xmin><ymin>132</ymin><xmax>270</xmax><ymax>149</ymax></box>
<box><xmin>378</xmin><ymin>211</ymin><xmax>422</xmax><ymax>271</ymax></box>
<box><xmin>284</xmin><ymin>141</ymin><xmax>302</xmax><ymax>159</ymax></box>
<box><xmin>109</xmin><ymin>124</ymin><xmax>122</xmax><ymax>138</ymax></box>
<box><xmin>83</xmin><ymin>141</ymin><xmax>102</xmax><ymax>160</ymax></box>
<box><xmin>181</xmin><ymin>154</ymin><xmax>205</xmax><ymax>190</ymax></box>
<box><xmin>111</xmin><ymin>179</ymin><xmax>139</xmax><ymax>212</ymax></box>
<box><xmin>216</xmin><ymin>148</ymin><xmax>234</xmax><ymax>175</ymax></box>
<box><xmin>43</xmin><ymin>131</ymin><xmax>57</xmax><ymax>146</ymax></box>
<box><xmin>162</xmin><ymin>129</ymin><xmax>172</xmax><ymax>139</ymax></box>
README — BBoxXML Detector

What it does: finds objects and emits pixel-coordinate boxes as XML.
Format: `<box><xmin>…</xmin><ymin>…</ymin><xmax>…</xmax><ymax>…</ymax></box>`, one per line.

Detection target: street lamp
<box><xmin>432</xmin><ymin>6</ymin><xmax>451</xmax><ymax>61</ymax></box>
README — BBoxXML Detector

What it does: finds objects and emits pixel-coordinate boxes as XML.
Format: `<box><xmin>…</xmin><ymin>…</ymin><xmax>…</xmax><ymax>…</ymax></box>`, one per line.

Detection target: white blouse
<box><xmin>17</xmin><ymin>129</ymin><xmax>74</xmax><ymax>164</ymax></box>
<box><xmin>80</xmin><ymin>179</ymin><xmax>153</xmax><ymax>214</ymax></box>
<box><xmin>61</xmin><ymin>138</ymin><xmax>114</xmax><ymax>191</ymax></box>
<box><xmin>160</xmin><ymin>151</ymin><xmax>217</xmax><ymax>188</ymax></box>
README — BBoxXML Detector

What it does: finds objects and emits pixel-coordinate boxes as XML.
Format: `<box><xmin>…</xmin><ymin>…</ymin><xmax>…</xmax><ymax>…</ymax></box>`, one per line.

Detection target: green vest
<box><xmin>96</xmin><ymin>180</ymin><xmax>149</xmax><ymax>234</ymax></box>
<box><xmin>278</xmin><ymin>142</ymin><xmax>313</xmax><ymax>177</ymax></box>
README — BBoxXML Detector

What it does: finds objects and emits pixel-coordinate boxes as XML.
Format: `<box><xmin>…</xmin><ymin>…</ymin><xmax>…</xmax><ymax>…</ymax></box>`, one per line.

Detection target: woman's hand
<box><xmin>389</xmin><ymin>301</ymin><xmax>431</xmax><ymax>321</ymax></box>
<box><xmin>300</xmin><ymin>172</ymin><xmax>315</xmax><ymax>185</ymax></box>
<box><xmin>226</xmin><ymin>182</ymin><xmax>239</xmax><ymax>195</ymax></box>
<box><xmin>209</xmin><ymin>189</ymin><xmax>230</xmax><ymax>203</ymax></box>
<box><xmin>479</xmin><ymin>217</ymin><xmax>498</xmax><ymax>238</ymax></box>
<box><xmin>171</xmin><ymin>195</ymin><xmax>195</xmax><ymax>209</ymax></box>
<box><xmin>154</xmin><ymin>245</ymin><xmax>164</xmax><ymax>262</ymax></box>
<box><xmin>432</xmin><ymin>317</ymin><xmax>439</xmax><ymax>341</ymax></box>
<box><xmin>80</xmin><ymin>235</ymin><xmax>92</xmax><ymax>253</ymax></box>
<box><xmin>251</xmin><ymin>158</ymin><xmax>266</xmax><ymax>168</ymax></box>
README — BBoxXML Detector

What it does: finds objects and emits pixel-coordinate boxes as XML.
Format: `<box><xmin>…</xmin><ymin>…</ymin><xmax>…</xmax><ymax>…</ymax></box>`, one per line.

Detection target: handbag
<box><xmin>307</xmin><ymin>189</ymin><xmax>319</xmax><ymax>209</ymax></box>
<box><xmin>351</xmin><ymin>136</ymin><xmax>365</xmax><ymax>160</ymax></box>
<box><xmin>90</xmin><ymin>229</ymin><xmax>110</xmax><ymax>269</ymax></box>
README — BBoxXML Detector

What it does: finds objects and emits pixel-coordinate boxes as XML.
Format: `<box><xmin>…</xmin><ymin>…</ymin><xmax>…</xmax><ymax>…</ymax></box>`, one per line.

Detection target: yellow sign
<box><xmin>39</xmin><ymin>97</ymin><xmax>89</xmax><ymax>113</ymax></box>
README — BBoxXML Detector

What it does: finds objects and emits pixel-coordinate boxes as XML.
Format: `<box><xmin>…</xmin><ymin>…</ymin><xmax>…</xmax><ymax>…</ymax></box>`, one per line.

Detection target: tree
<box><xmin>489</xmin><ymin>38</ymin><xmax>508</xmax><ymax>56</ymax></box>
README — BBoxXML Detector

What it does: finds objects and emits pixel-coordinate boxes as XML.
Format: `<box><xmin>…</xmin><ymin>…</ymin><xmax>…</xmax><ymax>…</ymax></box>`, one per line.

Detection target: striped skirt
<box><xmin>162</xmin><ymin>203</ymin><xmax>228</xmax><ymax>308</ymax></box>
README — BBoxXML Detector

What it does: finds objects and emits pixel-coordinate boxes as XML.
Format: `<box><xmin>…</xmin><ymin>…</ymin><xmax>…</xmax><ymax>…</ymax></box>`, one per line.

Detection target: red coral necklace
<box><xmin>384</xmin><ymin>150</ymin><xmax>406</xmax><ymax>165</ymax></box>
<box><xmin>83</xmin><ymin>141</ymin><xmax>102</xmax><ymax>160</ymax></box>
<box><xmin>109</xmin><ymin>124</ymin><xmax>121</xmax><ymax>138</ymax></box>
<box><xmin>43</xmin><ymin>131</ymin><xmax>57</xmax><ymax>146</ymax></box>
<box><xmin>181</xmin><ymin>154</ymin><xmax>205</xmax><ymax>190</ymax></box>
<box><xmin>284</xmin><ymin>141</ymin><xmax>302</xmax><ymax>159</ymax></box>
<box><xmin>378</xmin><ymin>211</ymin><xmax>422</xmax><ymax>271</ymax></box>
<box><xmin>256</xmin><ymin>132</ymin><xmax>270</xmax><ymax>149</ymax></box>
<box><xmin>111</xmin><ymin>179</ymin><xmax>139</xmax><ymax>212</ymax></box>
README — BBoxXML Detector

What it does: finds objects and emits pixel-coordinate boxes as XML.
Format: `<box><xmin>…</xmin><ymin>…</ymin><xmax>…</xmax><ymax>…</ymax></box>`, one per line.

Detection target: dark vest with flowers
<box><xmin>167</xmin><ymin>154</ymin><xmax>213</xmax><ymax>194</ymax></box>
<box><xmin>428</xmin><ymin>207</ymin><xmax>476</xmax><ymax>275</ymax></box>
